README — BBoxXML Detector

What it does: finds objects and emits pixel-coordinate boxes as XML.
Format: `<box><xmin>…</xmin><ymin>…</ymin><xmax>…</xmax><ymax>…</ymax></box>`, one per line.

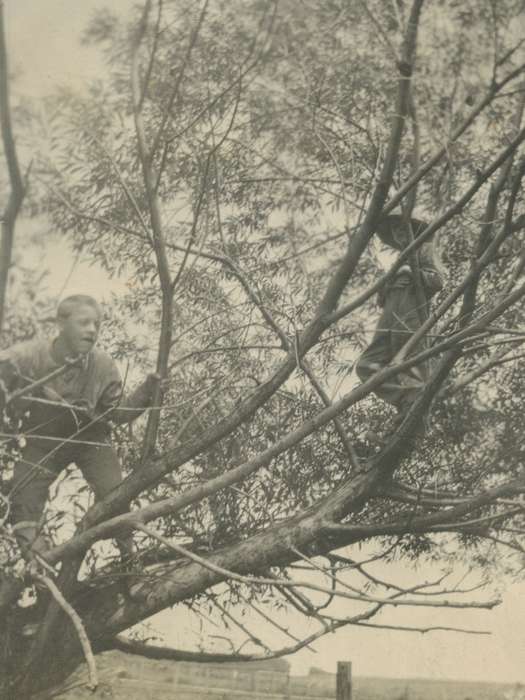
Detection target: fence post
<box><xmin>336</xmin><ymin>661</ymin><xmax>352</xmax><ymax>700</ymax></box>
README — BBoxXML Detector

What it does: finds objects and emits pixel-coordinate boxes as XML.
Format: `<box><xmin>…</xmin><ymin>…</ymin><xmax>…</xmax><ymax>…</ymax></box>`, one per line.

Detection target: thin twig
<box><xmin>33</xmin><ymin>574</ymin><xmax>98</xmax><ymax>692</ymax></box>
<box><xmin>7</xmin><ymin>358</ymin><xmax>83</xmax><ymax>405</ymax></box>
<box><xmin>134</xmin><ymin>523</ymin><xmax>499</xmax><ymax>609</ymax></box>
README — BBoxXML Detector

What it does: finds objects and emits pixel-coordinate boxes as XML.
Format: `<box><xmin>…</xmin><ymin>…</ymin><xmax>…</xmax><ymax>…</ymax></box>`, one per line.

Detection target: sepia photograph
<box><xmin>1</xmin><ymin>1</ymin><xmax>525</xmax><ymax>698</ymax></box>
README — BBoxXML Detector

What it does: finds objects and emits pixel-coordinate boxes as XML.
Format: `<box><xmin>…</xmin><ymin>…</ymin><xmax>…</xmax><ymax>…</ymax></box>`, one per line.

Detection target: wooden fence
<box><xmin>111</xmin><ymin>659</ymin><xmax>353</xmax><ymax>699</ymax></box>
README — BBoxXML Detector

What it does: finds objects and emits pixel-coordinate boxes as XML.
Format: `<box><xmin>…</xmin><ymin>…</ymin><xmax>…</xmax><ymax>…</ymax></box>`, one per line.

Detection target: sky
<box><xmin>4</xmin><ymin>0</ymin><xmax>525</xmax><ymax>686</ymax></box>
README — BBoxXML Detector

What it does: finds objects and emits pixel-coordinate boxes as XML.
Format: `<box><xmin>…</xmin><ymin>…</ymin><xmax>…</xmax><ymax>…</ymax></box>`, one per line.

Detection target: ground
<box><xmin>44</xmin><ymin>650</ymin><xmax>516</xmax><ymax>700</ymax></box>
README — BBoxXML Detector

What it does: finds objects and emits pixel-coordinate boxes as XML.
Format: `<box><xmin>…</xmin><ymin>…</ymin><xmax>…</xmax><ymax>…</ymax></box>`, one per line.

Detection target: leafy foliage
<box><xmin>1</xmin><ymin>0</ymin><xmax>525</xmax><ymax>696</ymax></box>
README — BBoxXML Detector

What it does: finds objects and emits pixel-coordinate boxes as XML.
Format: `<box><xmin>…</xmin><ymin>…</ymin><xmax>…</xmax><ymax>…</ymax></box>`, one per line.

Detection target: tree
<box><xmin>1</xmin><ymin>0</ymin><xmax>525</xmax><ymax>697</ymax></box>
<box><xmin>0</xmin><ymin>0</ymin><xmax>26</xmax><ymax>332</ymax></box>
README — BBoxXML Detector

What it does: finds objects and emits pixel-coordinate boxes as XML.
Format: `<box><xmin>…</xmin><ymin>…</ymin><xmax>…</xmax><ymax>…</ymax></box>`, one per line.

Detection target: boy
<box><xmin>0</xmin><ymin>294</ymin><xmax>161</xmax><ymax>561</ymax></box>
<box><xmin>355</xmin><ymin>214</ymin><xmax>444</xmax><ymax>426</ymax></box>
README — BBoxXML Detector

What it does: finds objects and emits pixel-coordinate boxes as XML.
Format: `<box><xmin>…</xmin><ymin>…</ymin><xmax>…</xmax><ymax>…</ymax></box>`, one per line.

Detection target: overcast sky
<box><xmin>5</xmin><ymin>0</ymin><xmax>525</xmax><ymax>685</ymax></box>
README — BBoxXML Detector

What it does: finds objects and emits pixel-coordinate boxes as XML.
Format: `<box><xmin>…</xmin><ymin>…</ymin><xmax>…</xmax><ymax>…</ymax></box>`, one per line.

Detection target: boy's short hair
<box><xmin>57</xmin><ymin>295</ymin><xmax>102</xmax><ymax>321</ymax></box>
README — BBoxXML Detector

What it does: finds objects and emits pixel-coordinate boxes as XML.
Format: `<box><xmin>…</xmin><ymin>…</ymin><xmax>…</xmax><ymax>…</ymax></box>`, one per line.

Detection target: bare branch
<box><xmin>33</xmin><ymin>574</ymin><xmax>98</xmax><ymax>692</ymax></box>
<box><xmin>384</xmin><ymin>62</ymin><xmax>525</xmax><ymax>216</ymax></box>
<box><xmin>312</xmin><ymin>0</ymin><xmax>426</xmax><ymax>321</ymax></box>
<box><xmin>445</xmin><ymin>344</ymin><xmax>523</xmax><ymax>396</ymax></box>
<box><xmin>459</xmin><ymin>90</ymin><xmax>525</xmax><ymax>328</ymax></box>
<box><xmin>323</xmin><ymin>476</ymin><xmax>525</xmax><ymax>540</ymax></box>
<box><xmin>0</xmin><ymin>0</ymin><xmax>26</xmax><ymax>331</ymax></box>
<box><xmin>236</xmin><ymin>590</ymin><xmax>311</xmax><ymax>649</ymax></box>
<box><xmin>109</xmin><ymin>635</ymin><xmax>257</xmax><ymax>662</ymax></box>
<box><xmin>138</xmin><ymin>0</ymin><xmax>163</xmax><ymax>110</ymax></box>
<box><xmin>351</xmin><ymin>621</ymin><xmax>490</xmax><ymax>636</ymax></box>
<box><xmin>131</xmin><ymin>2</ymin><xmax>174</xmax><ymax>460</ymax></box>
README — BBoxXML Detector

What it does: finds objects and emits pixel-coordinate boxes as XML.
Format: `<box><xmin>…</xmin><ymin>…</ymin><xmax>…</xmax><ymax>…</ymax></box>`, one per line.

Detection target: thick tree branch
<box><xmin>323</xmin><ymin>476</ymin><xmax>525</xmax><ymax>540</ymax></box>
<box><xmin>0</xmin><ymin>1</ymin><xmax>25</xmax><ymax>332</ymax></box>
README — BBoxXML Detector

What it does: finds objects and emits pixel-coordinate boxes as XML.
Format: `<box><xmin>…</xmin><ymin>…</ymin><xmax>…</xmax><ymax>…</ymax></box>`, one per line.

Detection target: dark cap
<box><xmin>375</xmin><ymin>213</ymin><xmax>428</xmax><ymax>249</ymax></box>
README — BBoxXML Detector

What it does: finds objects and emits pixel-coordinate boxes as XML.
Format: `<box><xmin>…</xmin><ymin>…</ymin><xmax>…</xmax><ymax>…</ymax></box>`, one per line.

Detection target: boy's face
<box><xmin>58</xmin><ymin>304</ymin><xmax>101</xmax><ymax>356</ymax></box>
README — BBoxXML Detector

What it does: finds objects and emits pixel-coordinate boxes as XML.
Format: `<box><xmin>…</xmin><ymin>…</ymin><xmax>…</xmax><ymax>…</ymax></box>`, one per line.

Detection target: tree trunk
<box><xmin>0</xmin><ymin>0</ymin><xmax>25</xmax><ymax>332</ymax></box>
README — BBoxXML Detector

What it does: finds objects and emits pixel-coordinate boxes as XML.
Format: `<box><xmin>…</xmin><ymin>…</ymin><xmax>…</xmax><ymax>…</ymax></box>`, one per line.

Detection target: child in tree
<box><xmin>355</xmin><ymin>214</ymin><xmax>444</xmax><ymax>428</ymax></box>
<box><xmin>0</xmin><ymin>294</ymin><xmax>161</xmax><ymax>562</ymax></box>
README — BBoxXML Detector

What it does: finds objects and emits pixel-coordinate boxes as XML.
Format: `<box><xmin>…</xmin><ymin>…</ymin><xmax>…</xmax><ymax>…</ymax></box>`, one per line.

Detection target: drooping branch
<box><xmin>235</xmin><ymin>589</ymin><xmax>310</xmax><ymax>649</ymax></box>
<box><xmin>105</xmin><ymin>604</ymin><xmax>487</xmax><ymax>667</ymax></box>
<box><xmin>84</xmin><ymin>508</ymin><xmax>500</xmax><ymax>648</ymax></box>
<box><xmin>133</xmin><ymin>523</ymin><xmax>459</xmax><ymax>612</ymax></box>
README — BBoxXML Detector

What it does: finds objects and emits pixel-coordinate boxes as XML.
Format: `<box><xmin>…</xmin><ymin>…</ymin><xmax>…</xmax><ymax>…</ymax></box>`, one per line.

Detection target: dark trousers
<box><xmin>9</xmin><ymin>406</ymin><xmax>129</xmax><ymax>558</ymax></box>
<box><xmin>355</xmin><ymin>279</ymin><xmax>428</xmax><ymax>409</ymax></box>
